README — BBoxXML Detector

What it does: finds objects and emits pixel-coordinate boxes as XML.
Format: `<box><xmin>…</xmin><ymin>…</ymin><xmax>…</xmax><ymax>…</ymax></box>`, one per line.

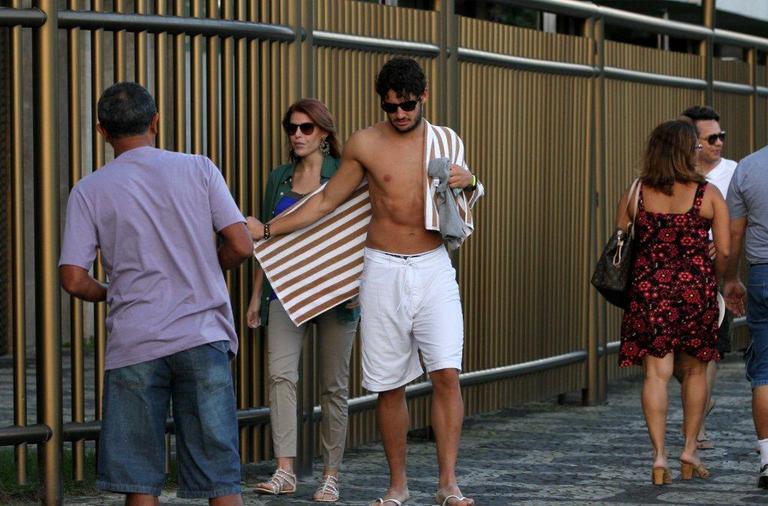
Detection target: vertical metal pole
<box><xmin>206</xmin><ymin>0</ymin><xmax>220</xmax><ymax>164</ymax></box>
<box><xmin>155</xmin><ymin>0</ymin><xmax>168</xmax><ymax>149</ymax></box>
<box><xmin>290</xmin><ymin>0</ymin><xmax>316</xmax><ymax>478</ymax></box>
<box><xmin>67</xmin><ymin>0</ymin><xmax>85</xmax><ymax>481</ymax></box>
<box><xmin>114</xmin><ymin>0</ymin><xmax>126</xmax><ymax>82</ymax></box>
<box><xmin>584</xmin><ymin>15</ymin><xmax>605</xmax><ymax>406</ymax></box>
<box><xmin>702</xmin><ymin>0</ymin><xmax>715</xmax><ymax>105</ymax></box>
<box><xmin>135</xmin><ymin>0</ymin><xmax>148</xmax><ymax>87</ymax></box>
<box><xmin>10</xmin><ymin>0</ymin><xmax>27</xmax><ymax>485</ymax></box>
<box><xmin>91</xmin><ymin>0</ymin><xmax>106</xmax><ymax>425</ymax></box>
<box><xmin>33</xmin><ymin>0</ymin><xmax>62</xmax><ymax>499</ymax></box>
<box><xmin>191</xmin><ymin>0</ymin><xmax>204</xmax><ymax>153</ymax></box>
<box><xmin>173</xmin><ymin>0</ymin><xmax>186</xmax><ymax>152</ymax></box>
<box><xmin>246</xmin><ymin>0</ymin><xmax>263</xmax><ymax>462</ymax></box>
<box><xmin>435</xmin><ymin>0</ymin><xmax>458</xmax><ymax>128</ymax></box>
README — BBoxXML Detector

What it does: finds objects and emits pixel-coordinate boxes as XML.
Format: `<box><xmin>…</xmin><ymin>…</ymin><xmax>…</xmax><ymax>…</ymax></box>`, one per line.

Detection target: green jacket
<box><xmin>259</xmin><ymin>156</ymin><xmax>361</xmax><ymax>326</ymax></box>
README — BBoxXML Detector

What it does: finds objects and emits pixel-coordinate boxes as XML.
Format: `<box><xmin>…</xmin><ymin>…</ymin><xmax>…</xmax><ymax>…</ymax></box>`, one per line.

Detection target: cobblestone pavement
<box><xmin>13</xmin><ymin>354</ymin><xmax>768</xmax><ymax>504</ymax></box>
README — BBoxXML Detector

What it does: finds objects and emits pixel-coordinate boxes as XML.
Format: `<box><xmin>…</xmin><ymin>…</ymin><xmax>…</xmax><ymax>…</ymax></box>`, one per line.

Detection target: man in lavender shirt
<box><xmin>59</xmin><ymin>82</ymin><xmax>252</xmax><ymax>505</ymax></box>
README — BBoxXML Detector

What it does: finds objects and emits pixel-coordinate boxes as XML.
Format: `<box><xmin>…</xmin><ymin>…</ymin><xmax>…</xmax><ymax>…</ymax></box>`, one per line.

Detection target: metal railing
<box><xmin>1</xmin><ymin>0</ymin><xmax>764</xmax><ymax>502</ymax></box>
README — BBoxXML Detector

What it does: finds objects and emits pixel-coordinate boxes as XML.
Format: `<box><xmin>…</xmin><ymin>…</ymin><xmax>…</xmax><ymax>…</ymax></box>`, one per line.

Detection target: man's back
<box><xmin>59</xmin><ymin>146</ymin><xmax>244</xmax><ymax>369</ymax></box>
<box><xmin>728</xmin><ymin>146</ymin><xmax>768</xmax><ymax>265</ymax></box>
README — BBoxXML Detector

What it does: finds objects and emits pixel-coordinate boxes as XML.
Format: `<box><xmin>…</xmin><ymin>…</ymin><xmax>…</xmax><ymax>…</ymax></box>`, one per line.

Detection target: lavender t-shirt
<box><xmin>59</xmin><ymin>146</ymin><xmax>245</xmax><ymax>370</ymax></box>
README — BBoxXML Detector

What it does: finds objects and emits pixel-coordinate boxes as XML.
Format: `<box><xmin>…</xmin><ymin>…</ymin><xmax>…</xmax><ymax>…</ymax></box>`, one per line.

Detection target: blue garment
<box><xmin>269</xmin><ymin>192</ymin><xmax>302</xmax><ymax>301</ymax></box>
<box><xmin>96</xmin><ymin>341</ymin><xmax>241</xmax><ymax>498</ymax></box>
<box><xmin>746</xmin><ymin>265</ymin><xmax>768</xmax><ymax>388</ymax></box>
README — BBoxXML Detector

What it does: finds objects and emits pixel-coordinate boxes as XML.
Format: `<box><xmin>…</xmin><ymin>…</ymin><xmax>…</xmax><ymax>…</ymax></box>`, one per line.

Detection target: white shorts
<box><xmin>359</xmin><ymin>245</ymin><xmax>464</xmax><ymax>392</ymax></box>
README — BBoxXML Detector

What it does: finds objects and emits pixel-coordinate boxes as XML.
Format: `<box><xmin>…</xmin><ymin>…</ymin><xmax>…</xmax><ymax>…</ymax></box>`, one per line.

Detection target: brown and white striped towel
<box><xmin>254</xmin><ymin>121</ymin><xmax>484</xmax><ymax>326</ymax></box>
<box><xmin>423</xmin><ymin>120</ymin><xmax>484</xmax><ymax>244</ymax></box>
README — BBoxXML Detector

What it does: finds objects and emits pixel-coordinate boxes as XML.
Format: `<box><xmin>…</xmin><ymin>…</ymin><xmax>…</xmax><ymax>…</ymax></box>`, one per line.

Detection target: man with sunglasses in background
<box><xmin>247</xmin><ymin>58</ymin><xmax>481</xmax><ymax>506</ymax></box>
<box><xmin>673</xmin><ymin>105</ymin><xmax>735</xmax><ymax>451</ymax></box>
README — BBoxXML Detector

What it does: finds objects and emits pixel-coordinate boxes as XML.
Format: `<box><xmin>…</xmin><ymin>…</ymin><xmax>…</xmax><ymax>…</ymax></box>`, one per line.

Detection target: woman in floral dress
<box><xmin>616</xmin><ymin>119</ymin><xmax>730</xmax><ymax>485</ymax></box>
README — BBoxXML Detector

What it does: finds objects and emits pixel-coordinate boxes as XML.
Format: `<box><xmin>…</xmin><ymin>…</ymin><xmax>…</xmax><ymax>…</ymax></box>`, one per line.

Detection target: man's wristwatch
<box><xmin>465</xmin><ymin>174</ymin><xmax>477</xmax><ymax>191</ymax></box>
<box><xmin>263</xmin><ymin>223</ymin><xmax>271</xmax><ymax>240</ymax></box>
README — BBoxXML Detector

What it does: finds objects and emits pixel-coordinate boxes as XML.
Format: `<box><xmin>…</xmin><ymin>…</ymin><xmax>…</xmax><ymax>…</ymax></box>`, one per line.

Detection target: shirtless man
<box><xmin>247</xmin><ymin>58</ymin><xmax>478</xmax><ymax>506</ymax></box>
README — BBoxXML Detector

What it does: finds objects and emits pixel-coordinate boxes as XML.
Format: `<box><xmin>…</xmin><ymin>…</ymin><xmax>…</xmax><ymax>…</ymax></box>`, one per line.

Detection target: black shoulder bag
<box><xmin>591</xmin><ymin>179</ymin><xmax>641</xmax><ymax>309</ymax></box>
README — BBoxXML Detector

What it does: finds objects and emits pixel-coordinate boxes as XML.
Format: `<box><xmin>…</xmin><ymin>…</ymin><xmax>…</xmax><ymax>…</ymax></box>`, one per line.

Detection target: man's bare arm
<box><xmin>250</xmin><ymin>136</ymin><xmax>366</xmax><ymax>239</ymax></box>
<box><xmin>725</xmin><ymin>217</ymin><xmax>746</xmax><ymax>281</ymax></box>
<box><xmin>60</xmin><ymin>265</ymin><xmax>107</xmax><ymax>302</ymax></box>
<box><xmin>218</xmin><ymin>222</ymin><xmax>254</xmax><ymax>270</ymax></box>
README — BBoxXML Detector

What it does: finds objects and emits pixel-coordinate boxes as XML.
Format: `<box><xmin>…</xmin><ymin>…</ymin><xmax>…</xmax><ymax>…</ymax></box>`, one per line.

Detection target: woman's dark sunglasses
<box><xmin>285</xmin><ymin>122</ymin><xmax>315</xmax><ymax>136</ymax></box>
<box><xmin>380</xmin><ymin>99</ymin><xmax>420</xmax><ymax>114</ymax></box>
<box><xmin>702</xmin><ymin>131</ymin><xmax>726</xmax><ymax>145</ymax></box>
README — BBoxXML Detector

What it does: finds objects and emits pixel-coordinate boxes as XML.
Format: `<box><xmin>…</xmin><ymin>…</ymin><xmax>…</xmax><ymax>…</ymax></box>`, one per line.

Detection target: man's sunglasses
<box><xmin>380</xmin><ymin>99</ymin><xmax>420</xmax><ymax>114</ymax></box>
<box><xmin>701</xmin><ymin>131</ymin><xmax>726</xmax><ymax>145</ymax></box>
<box><xmin>285</xmin><ymin>122</ymin><xmax>315</xmax><ymax>136</ymax></box>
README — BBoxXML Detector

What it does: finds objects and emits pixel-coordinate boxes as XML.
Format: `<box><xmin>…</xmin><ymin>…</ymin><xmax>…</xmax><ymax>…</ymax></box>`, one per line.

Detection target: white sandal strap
<box><xmin>316</xmin><ymin>475</ymin><xmax>339</xmax><ymax>499</ymax></box>
<box><xmin>377</xmin><ymin>499</ymin><xmax>402</xmax><ymax>506</ymax></box>
<box><xmin>441</xmin><ymin>495</ymin><xmax>465</xmax><ymax>506</ymax></box>
<box><xmin>267</xmin><ymin>468</ymin><xmax>296</xmax><ymax>492</ymax></box>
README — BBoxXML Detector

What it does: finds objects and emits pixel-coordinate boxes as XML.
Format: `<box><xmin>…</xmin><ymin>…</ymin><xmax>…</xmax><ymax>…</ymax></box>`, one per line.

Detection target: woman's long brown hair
<box><xmin>282</xmin><ymin>98</ymin><xmax>341</xmax><ymax>160</ymax></box>
<box><xmin>640</xmin><ymin>119</ymin><xmax>704</xmax><ymax>195</ymax></box>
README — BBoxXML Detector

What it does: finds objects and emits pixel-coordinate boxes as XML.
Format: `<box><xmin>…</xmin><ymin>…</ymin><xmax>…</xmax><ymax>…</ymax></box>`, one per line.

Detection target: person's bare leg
<box><xmin>368</xmin><ymin>386</ymin><xmax>410</xmax><ymax>506</ymax></box>
<box><xmin>641</xmin><ymin>354</ymin><xmax>674</xmax><ymax>469</ymax></box>
<box><xmin>125</xmin><ymin>495</ymin><xmax>159</xmax><ymax>506</ymax></box>
<box><xmin>276</xmin><ymin>456</ymin><xmax>294</xmax><ymax>473</ymax></box>
<box><xmin>754</xmin><ymin>386</ymin><xmax>768</xmax><ymax>440</ymax></box>
<box><xmin>430</xmin><ymin>368</ymin><xmax>473</xmax><ymax>506</ymax></box>
<box><xmin>678</xmin><ymin>352</ymin><xmax>708</xmax><ymax>465</ymax></box>
<box><xmin>209</xmin><ymin>494</ymin><xmax>244</xmax><ymax>506</ymax></box>
<box><xmin>696</xmin><ymin>361</ymin><xmax>718</xmax><ymax>443</ymax></box>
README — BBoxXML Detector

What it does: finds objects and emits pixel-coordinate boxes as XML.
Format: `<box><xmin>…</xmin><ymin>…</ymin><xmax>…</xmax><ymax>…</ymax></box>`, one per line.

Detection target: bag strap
<box><xmin>625</xmin><ymin>178</ymin><xmax>641</xmax><ymax>237</ymax></box>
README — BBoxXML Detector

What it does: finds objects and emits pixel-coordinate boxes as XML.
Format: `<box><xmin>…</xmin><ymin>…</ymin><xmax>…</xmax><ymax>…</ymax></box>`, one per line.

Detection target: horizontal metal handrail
<box><xmin>509</xmin><ymin>1</ymin><xmax>768</xmax><ymax>50</ymax></box>
<box><xmin>457</xmin><ymin>47</ymin><xmax>596</xmax><ymax>77</ymax></box>
<box><xmin>312</xmin><ymin>30</ymin><xmax>440</xmax><ymax>56</ymax></box>
<box><xmin>338</xmin><ymin>349</ymin><xmax>589</xmax><ymax>415</ymax></box>
<box><xmin>57</xmin><ymin>11</ymin><xmax>295</xmax><ymax>41</ymax></box>
<box><xmin>606</xmin><ymin>341</ymin><xmax>621</xmax><ymax>354</ymax></box>
<box><xmin>714</xmin><ymin>28</ymin><xmax>768</xmax><ymax>53</ymax></box>
<box><xmin>604</xmin><ymin>67</ymin><xmax>707</xmax><ymax>89</ymax></box>
<box><xmin>502</xmin><ymin>0</ymin><xmax>710</xmax><ymax>40</ymax></box>
<box><xmin>0</xmin><ymin>407</ymin><xmax>273</xmax><ymax>446</ymax></box>
<box><xmin>3</xmin><ymin>346</ymin><xmax>588</xmax><ymax>444</ymax></box>
<box><xmin>0</xmin><ymin>424</ymin><xmax>51</xmax><ymax>446</ymax></box>
<box><xmin>0</xmin><ymin>7</ymin><xmax>46</xmax><ymax>27</ymax></box>
<box><xmin>714</xmin><ymin>81</ymin><xmax>754</xmax><ymax>95</ymax></box>
<box><xmin>734</xmin><ymin>316</ymin><xmax>746</xmax><ymax>329</ymax></box>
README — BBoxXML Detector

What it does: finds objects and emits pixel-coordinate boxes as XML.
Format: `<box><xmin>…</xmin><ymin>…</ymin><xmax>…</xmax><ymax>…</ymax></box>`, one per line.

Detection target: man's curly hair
<box><xmin>375</xmin><ymin>58</ymin><xmax>427</xmax><ymax>100</ymax></box>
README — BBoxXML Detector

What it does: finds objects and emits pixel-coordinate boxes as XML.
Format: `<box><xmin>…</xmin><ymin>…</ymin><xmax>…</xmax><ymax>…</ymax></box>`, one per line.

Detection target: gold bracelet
<box><xmin>263</xmin><ymin>223</ymin><xmax>271</xmax><ymax>240</ymax></box>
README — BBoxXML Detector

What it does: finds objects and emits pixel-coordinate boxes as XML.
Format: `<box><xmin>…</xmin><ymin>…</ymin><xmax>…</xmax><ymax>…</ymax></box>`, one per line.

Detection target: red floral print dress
<box><xmin>619</xmin><ymin>182</ymin><xmax>720</xmax><ymax>367</ymax></box>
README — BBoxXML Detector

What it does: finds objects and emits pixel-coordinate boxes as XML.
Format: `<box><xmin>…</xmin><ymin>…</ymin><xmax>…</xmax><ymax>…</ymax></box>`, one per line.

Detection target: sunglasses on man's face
<box><xmin>701</xmin><ymin>131</ymin><xmax>726</xmax><ymax>145</ymax></box>
<box><xmin>380</xmin><ymin>99</ymin><xmax>420</xmax><ymax>114</ymax></box>
<box><xmin>286</xmin><ymin>122</ymin><xmax>315</xmax><ymax>136</ymax></box>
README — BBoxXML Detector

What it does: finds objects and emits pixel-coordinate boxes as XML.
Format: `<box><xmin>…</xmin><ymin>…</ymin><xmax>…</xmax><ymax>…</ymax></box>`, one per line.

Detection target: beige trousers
<box><xmin>267</xmin><ymin>299</ymin><xmax>358</xmax><ymax>469</ymax></box>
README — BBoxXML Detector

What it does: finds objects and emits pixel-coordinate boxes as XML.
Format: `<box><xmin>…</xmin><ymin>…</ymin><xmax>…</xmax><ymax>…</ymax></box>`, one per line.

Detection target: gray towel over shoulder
<box><xmin>427</xmin><ymin>157</ymin><xmax>464</xmax><ymax>250</ymax></box>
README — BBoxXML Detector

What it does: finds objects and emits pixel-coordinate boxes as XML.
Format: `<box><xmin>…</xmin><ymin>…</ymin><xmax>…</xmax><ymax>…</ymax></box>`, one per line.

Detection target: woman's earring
<box><xmin>320</xmin><ymin>138</ymin><xmax>330</xmax><ymax>157</ymax></box>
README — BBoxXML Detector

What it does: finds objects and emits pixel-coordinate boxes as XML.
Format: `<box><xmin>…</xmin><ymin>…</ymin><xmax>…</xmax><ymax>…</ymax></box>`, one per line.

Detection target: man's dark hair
<box><xmin>681</xmin><ymin>105</ymin><xmax>720</xmax><ymax>123</ymax></box>
<box><xmin>97</xmin><ymin>82</ymin><xmax>157</xmax><ymax>138</ymax></box>
<box><xmin>375</xmin><ymin>58</ymin><xmax>427</xmax><ymax>100</ymax></box>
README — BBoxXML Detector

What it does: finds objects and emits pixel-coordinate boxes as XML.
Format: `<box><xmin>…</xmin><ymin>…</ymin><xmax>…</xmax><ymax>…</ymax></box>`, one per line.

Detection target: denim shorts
<box><xmin>96</xmin><ymin>341</ymin><xmax>241</xmax><ymax>498</ymax></box>
<box><xmin>746</xmin><ymin>265</ymin><xmax>768</xmax><ymax>389</ymax></box>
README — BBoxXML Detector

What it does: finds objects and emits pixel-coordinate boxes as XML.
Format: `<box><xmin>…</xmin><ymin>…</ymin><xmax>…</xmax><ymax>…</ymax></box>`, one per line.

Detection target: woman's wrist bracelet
<box><xmin>263</xmin><ymin>223</ymin><xmax>271</xmax><ymax>240</ymax></box>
